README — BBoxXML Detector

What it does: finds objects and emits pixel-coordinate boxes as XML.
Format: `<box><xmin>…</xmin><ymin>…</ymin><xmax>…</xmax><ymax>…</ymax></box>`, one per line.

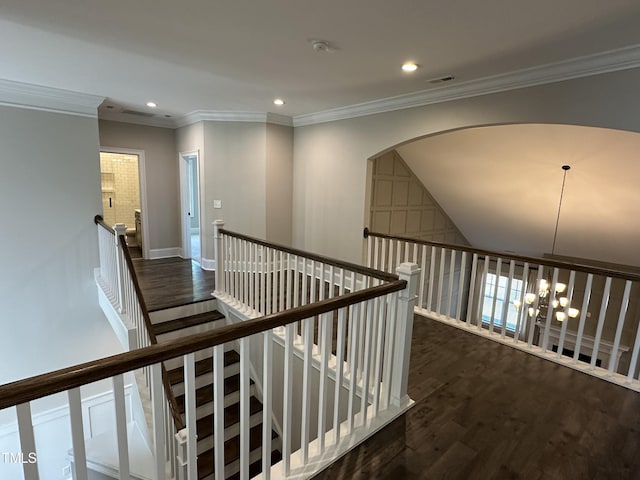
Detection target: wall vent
<box><xmin>426</xmin><ymin>75</ymin><xmax>456</xmax><ymax>84</ymax></box>
<box><xmin>121</xmin><ymin>109</ymin><xmax>156</xmax><ymax>117</ymax></box>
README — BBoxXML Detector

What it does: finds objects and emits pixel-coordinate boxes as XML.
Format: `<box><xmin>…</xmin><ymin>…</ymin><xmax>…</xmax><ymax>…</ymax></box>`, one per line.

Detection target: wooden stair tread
<box><xmin>196</xmin><ymin>396</ymin><xmax>263</xmax><ymax>440</ymax></box>
<box><xmin>167</xmin><ymin>350</ymin><xmax>240</xmax><ymax>385</ymax></box>
<box><xmin>152</xmin><ymin>310</ymin><xmax>225</xmax><ymax>336</ymax></box>
<box><xmin>197</xmin><ymin>424</ymin><xmax>279</xmax><ymax>479</ymax></box>
<box><xmin>226</xmin><ymin>449</ymin><xmax>283</xmax><ymax>480</ymax></box>
<box><xmin>175</xmin><ymin>373</ymin><xmax>253</xmax><ymax>412</ymax></box>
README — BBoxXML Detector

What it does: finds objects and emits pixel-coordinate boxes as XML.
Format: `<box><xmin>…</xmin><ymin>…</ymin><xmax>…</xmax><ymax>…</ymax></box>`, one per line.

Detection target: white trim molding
<box><xmin>200</xmin><ymin>257</ymin><xmax>216</xmax><ymax>271</ymax></box>
<box><xmin>292</xmin><ymin>44</ymin><xmax>640</xmax><ymax>126</ymax></box>
<box><xmin>149</xmin><ymin>247</ymin><xmax>182</xmax><ymax>259</ymax></box>
<box><xmin>0</xmin><ymin>78</ymin><xmax>104</xmax><ymax>117</ymax></box>
<box><xmin>176</xmin><ymin>110</ymin><xmax>293</xmax><ymax>128</ymax></box>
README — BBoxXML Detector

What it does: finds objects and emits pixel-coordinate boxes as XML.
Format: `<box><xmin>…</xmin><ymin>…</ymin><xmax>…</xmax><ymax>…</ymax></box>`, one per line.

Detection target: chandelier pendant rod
<box><xmin>551</xmin><ymin>165</ymin><xmax>571</xmax><ymax>256</ymax></box>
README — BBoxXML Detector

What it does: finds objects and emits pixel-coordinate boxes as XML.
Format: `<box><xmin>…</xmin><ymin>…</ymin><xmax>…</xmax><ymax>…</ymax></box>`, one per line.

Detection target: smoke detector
<box><xmin>309</xmin><ymin>39</ymin><xmax>336</xmax><ymax>53</ymax></box>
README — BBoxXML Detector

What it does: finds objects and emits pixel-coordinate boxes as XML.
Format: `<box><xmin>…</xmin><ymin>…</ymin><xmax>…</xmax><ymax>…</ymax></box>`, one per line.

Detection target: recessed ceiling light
<box><xmin>401</xmin><ymin>62</ymin><xmax>419</xmax><ymax>72</ymax></box>
<box><xmin>146</xmin><ymin>101</ymin><xmax>157</xmax><ymax>108</ymax></box>
<box><xmin>273</xmin><ymin>98</ymin><xmax>285</xmax><ymax>106</ymax></box>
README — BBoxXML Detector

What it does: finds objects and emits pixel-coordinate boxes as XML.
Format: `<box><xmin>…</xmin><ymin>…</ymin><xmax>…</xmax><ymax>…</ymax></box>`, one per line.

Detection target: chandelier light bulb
<box><xmin>555</xmin><ymin>283</ymin><xmax>567</xmax><ymax>293</ymax></box>
<box><xmin>525</xmin><ymin>293</ymin><xmax>536</xmax><ymax>305</ymax></box>
<box><xmin>556</xmin><ymin>311</ymin><xmax>567</xmax><ymax>322</ymax></box>
<box><xmin>559</xmin><ymin>297</ymin><xmax>569</xmax><ymax>307</ymax></box>
<box><xmin>513</xmin><ymin>299</ymin><xmax>522</xmax><ymax>309</ymax></box>
<box><xmin>568</xmin><ymin>308</ymin><xmax>580</xmax><ymax>318</ymax></box>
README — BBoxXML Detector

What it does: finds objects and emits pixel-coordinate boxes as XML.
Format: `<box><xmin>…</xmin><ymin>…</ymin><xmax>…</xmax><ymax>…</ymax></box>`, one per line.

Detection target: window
<box><xmin>481</xmin><ymin>273</ymin><xmax>524</xmax><ymax>331</ymax></box>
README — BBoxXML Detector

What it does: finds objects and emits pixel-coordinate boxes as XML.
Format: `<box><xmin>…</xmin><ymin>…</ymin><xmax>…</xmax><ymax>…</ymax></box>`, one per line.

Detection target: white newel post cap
<box><xmin>114</xmin><ymin>223</ymin><xmax>127</xmax><ymax>243</ymax></box>
<box><xmin>213</xmin><ymin>219</ymin><xmax>225</xmax><ymax>237</ymax></box>
<box><xmin>396</xmin><ymin>262</ymin><xmax>420</xmax><ymax>295</ymax></box>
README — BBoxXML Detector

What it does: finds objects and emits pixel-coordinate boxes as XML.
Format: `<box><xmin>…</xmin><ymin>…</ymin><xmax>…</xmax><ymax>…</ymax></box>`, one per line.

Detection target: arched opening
<box><xmin>366</xmin><ymin>123</ymin><xmax>640</xmax><ymax>268</ymax></box>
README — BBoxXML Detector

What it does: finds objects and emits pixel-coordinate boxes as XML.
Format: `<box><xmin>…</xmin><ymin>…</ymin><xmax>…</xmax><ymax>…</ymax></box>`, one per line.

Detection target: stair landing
<box><xmin>131</xmin><ymin>257</ymin><xmax>216</xmax><ymax>312</ymax></box>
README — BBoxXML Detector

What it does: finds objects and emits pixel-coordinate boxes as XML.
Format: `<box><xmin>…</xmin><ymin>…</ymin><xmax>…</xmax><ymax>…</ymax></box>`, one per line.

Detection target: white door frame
<box><xmin>100</xmin><ymin>146</ymin><xmax>150</xmax><ymax>260</ymax></box>
<box><xmin>179</xmin><ymin>150</ymin><xmax>202</xmax><ymax>263</ymax></box>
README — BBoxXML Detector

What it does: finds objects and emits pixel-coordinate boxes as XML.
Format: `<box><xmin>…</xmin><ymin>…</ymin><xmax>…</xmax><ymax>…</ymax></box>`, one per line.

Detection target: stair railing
<box><xmin>94</xmin><ymin>215</ymin><xmax>186</xmax><ymax>477</ymax></box>
<box><xmin>0</xmin><ymin>255</ymin><xmax>414</xmax><ymax>480</ymax></box>
<box><xmin>364</xmin><ymin>227</ymin><xmax>640</xmax><ymax>392</ymax></box>
<box><xmin>212</xmin><ymin>221</ymin><xmax>418</xmax><ymax>478</ymax></box>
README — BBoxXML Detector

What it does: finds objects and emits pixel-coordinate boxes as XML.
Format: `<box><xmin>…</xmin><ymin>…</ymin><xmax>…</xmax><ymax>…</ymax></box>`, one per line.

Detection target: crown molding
<box><xmin>293</xmin><ymin>44</ymin><xmax>640</xmax><ymax>127</ymax></box>
<box><xmin>0</xmin><ymin>78</ymin><xmax>104</xmax><ymax>117</ymax></box>
<box><xmin>98</xmin><ymin>109</ymin><xmax>177</xmax><ymax>129</ymax></box>
<box><xmin>176</xmin><ymin>110</ymin><xmax>292</xmax><ymax>128</ymax></box>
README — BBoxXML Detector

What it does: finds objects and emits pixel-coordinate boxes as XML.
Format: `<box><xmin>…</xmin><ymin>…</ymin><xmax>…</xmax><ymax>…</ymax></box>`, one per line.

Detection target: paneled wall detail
<box><xmin>370</xmin><ymin>150</ymin><xmax>468</xmax><ymax>245</ymax></box>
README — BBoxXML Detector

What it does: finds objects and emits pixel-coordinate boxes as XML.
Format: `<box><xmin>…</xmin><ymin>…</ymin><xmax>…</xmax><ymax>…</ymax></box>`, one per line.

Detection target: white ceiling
<box><xmin>1</xmin><ymin>2</ymin><xmax>640</xmax><ymax>267</ymax></box>
<box><xmin>397</xmin><ymin>124</ymin><xmax>640</xmax><ymax>267</ymax></box>
<box><xmin>1</xmin><ymin>0</ymin><xmax>640</xmax><ymax>121</ymax></box>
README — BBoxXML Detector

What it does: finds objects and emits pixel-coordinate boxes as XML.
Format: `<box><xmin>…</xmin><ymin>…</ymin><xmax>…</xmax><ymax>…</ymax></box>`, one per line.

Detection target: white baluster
<box><xmin>436</xmin><ymin>248</ymin><xmax>446</xmax><ymax>315</ymax></box>
<box><xmin>514</xmin><ymin>262</ymin><xmax>529</xmax><ymax>343</ymax></box>
<box><xmin>446</xmin><ymin>250</ymin><xmax>456</xmax><ymax>319</ymax></box>
<box><xmin>466</xmin><ymin>253</ymin><xmax>478</xmax><ymax>326</ymax></box>
<box><xmin>557</xmin><ymin>271</ymin><xmax>576</xmax><ymax>358</ymax></box>
<box><xmin>609</xmin><ymin>280</ymin><xmax>632</xmax><ymax>374</ymax></box>
<box><xmin>489</xmin><ymin>258</ymin><xmax>502</xmax><ymax>334</ymax></box>
<box><xmin>240</xmin><ymin>337</ymin><xmax>250</xmax><ymax>480</ymax></box>
<box><xmin>347</xmin><ymin>303</ymin><xmax>360</xmax><ymax>434</ymax></box>
<box><xmin>150</xmin><ymin>364</ymin><xmax>166</xmax><ymax>480</ymax></box>
<box><xmin>591</xmin><ymin>277</ymin><xmax>612</xmax><ymax>369</ymax></box>
<box><xmin>501</xmin><ymin>260</ymin><xmax>515</xmax><ymax>338</ymax></box>
<box><xmin>213</xmin><ymin>345</ymin><xmax>225</xmax><ymax>480</ymax></box>
<box><xmin>183</xmin><ymin>354</ymin><xmax>197</xmax><ymax>480</ymax></box>
<box><xmin>427</xmin><ymin>247</ymin><xmax>436</xmax><ymax>312</ymax></box>
<box><xmin>360</xmin><ymin>299</ymin><xmax>374</xmax><ymax>427</ymax></box>
<box><xmin>282</xmin><ymin>323</ymin><xmax>294</xmax><ymax>475</ymax></box>
<box><xmin>527</xmin><ymin>266</ymin><xmax>545</xmax><ymax>347</ymax></box>
<box><xmin>418</xmin><ymin>245</ymin><xmax>427</xmax><ymax>309</ymax></box>
<box><xmin>573</xmin><ymin>274</ymin><xmax>593</xmax><ymax>363</ymax></box>
<box><xmin>113</xmin><ymin>374</ymin><xmax>130</xmax><ymax>480</ymax></box>
<box><xmin>16</xmin><ymin>403</ymin><xmax>39</xmax><ymax>480</ymax></box>
<box><xmin>262</xmin><ymin>331</ymin><xmax>273</xmax><ymax>479</ymax></box>
<box><xmin>68</xmin><ymin>388</ymin><xmax>88</xmax><ymax>480</ymax></box>
<box><xmin>301</xmin><ymin>316</ymin><xmax>313</xmax><ymax>463</ymax></box>
<box><xmin>455</xmin><ymin>251</ymin><xmax>467</xmax><ymax>323</ymax></box>
<box><xmin>114</xmin><ymin>223</ymin><xmax>128</xmax><ymax>313</ymax></box>
<box><xmin>541</xmin><ymin>268</ymin><xmax>560</xmax><ymax>352</ymax></box>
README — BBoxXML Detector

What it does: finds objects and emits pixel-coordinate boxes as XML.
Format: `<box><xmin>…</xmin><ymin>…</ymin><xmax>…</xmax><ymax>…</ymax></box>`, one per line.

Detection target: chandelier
<box><xmin>513</xmin><ymin>165</ymin><xmax>579</xmax><ymax>322</ymax></box>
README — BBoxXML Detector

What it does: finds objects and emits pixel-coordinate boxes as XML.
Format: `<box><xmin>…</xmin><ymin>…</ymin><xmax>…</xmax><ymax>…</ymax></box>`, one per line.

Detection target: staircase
<box><xmin>150</xmin><ymin>307</ymin><xmax>282</xmax><ymax>479</ymax></box>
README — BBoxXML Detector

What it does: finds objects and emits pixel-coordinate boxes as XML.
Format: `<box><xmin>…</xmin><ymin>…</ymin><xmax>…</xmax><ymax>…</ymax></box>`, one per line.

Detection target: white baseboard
<box><xmin>148</xmin><ymin>247</ymin><xmax>182</xmax><ymax>259</ymax></box>
<box><xmin>200</xmin><ymin>257</ymin><xmax>216</xmax><ymax>270</ymax></box>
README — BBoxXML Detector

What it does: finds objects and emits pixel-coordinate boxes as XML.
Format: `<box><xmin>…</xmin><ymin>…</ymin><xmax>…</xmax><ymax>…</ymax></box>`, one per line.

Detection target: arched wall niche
<box><xmin>292</xmin><ymin>67</ymin><xmax>640</xmax><ymax>264</ymax></box>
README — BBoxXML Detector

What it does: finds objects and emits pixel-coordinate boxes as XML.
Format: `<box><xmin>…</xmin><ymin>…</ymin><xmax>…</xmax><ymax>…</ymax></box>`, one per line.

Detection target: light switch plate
<box><xmin>214</xmin><ymin>200</ymin><xmax>222</xmax><ymax>209</ymax></box>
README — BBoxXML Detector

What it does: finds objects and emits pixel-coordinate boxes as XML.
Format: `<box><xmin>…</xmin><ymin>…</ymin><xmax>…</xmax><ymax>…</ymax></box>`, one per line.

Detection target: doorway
<box><xmin>100</xmin><ymin>148</ymin><xmax>149</xmax><ymax>259</ymax></box>
<box><xmin>180</xmin><ymin>151</ymin><xmax>202</xmax><ymax>264</ymax></box>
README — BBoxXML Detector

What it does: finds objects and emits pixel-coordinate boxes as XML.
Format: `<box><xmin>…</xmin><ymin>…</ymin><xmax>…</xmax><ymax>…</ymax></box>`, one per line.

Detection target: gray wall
<box><xmin>293</xmin><ymin>68</ymin><xmax>640</xmax><ymax>264</ymax></box>
<box><xmin>176</xmin><ymin>120</ymin><xmax>294</xmax><ymax>261</ymax></box>
<box><xmin>0</xmin><ymin>106</ymin><xmax>122</xmax><ymax>385</ymax></box>
<box><xmin>99</xmin><ymin>120</ymin><xmax>180</xmax><ymax>251</ymax></box>
<box><xmin>266</xmin><ymin>123</ymin><xmax>293</xmax><ymax>246</ymax></box>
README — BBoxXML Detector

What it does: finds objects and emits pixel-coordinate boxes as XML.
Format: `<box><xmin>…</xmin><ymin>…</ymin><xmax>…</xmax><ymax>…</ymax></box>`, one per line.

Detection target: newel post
<box><xmin>213</xmin><ymin>220</ymin><xmax>225</xmax><ymax>297</ymax></box>
<box><xmin>114</xmin><ymin>223</ymin><xmax>128</xmax><ymax>313</ymax></box>
<box><xmin>391</xmin><ymin>262</ymin><xmax>420</xmax><ymax>407</ymax></box>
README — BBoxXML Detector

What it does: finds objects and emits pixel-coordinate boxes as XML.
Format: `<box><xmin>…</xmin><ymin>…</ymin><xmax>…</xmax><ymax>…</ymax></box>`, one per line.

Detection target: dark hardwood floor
<box><xmin>328</xmin><ymin>316</ymin><xmax>640</xmax><ymax>480</ymax></box>
<box><xmin>132</xmin><ymin>257</ymin><xmax>216</xmax><ymax>312</ymax></box>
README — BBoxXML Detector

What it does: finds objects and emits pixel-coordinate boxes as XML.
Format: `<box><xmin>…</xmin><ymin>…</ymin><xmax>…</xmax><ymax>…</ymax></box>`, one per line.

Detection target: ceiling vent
<box><xmin>121</xmin><ymin>109</ymin><xmax>156</xmax><ymax>117</ymax></box>
<box><xmin>426</xmin><ymin>75</ymin><xmax>456</xmax><ymax>84</ymax></box>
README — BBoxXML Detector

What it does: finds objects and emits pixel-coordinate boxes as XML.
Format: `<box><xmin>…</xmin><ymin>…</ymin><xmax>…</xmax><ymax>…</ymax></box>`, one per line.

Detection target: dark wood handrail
<box><xmin>221</xmin><ymin>227</ymin><xmax>399</xmax><ymax>282</ymax></box>
<box><xmin>94</xmin><ymin>214</ymin><xmax>115</xmax><ymax>235</ymax></box>
<box><xmin>93</xmin><ymin>215</ymin><xmax>185</xmax><ymax>429</ymax></box>
<box><xmin>364</xmin><ymin>228</ymin><xmax>640</xmax><ymax>283</ymax></box>
<box><xmin>0</xmin><ymin>280</ymin><xmax>406</xmax><ymax>410</ymax></box>
<box><xmin>118</xmin><ymin>236</ymin><xmax>186</xmax><ymax>430</ymax></box>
